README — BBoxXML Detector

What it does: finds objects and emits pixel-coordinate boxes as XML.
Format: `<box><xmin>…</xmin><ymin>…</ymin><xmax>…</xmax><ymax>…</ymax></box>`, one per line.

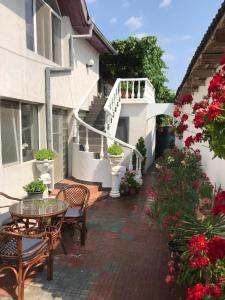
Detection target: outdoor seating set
<box><xmin>0</xmin><ymin>185</ymin><xmax>90</xmax><ymax>300</ymax></box>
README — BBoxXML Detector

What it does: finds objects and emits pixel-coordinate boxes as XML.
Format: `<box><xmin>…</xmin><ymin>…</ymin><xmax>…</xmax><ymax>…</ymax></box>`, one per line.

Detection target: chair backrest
<box><xmin>0</xmin><ymin>192</ymin><xmax>21</xmax><ymax>209</ymax></box>
<box><xmin>56</xmin><ymin>184</ymin><xmax>90</xmax><ymax>209</ymax></box>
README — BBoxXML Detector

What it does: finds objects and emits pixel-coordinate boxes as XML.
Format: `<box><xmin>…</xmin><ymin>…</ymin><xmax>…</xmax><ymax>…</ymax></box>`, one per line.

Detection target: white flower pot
<box><xmin>108</xmin><ymin>153</ymin><xmax>124</xmax><ymax>198</ymax></box>
<box><xmin>107</xmin><ymin>153</ymin><xmax>124</xmax><ymax>167</ymax></box>
<box><xmin>36</xmin><ymin>159</ymin><xmax>54</xmax><ymax>173</ymax></box>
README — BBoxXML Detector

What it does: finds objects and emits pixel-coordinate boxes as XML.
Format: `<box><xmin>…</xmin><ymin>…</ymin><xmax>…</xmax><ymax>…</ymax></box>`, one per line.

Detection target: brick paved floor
<box><xmin>0</xmin><ymin>170</ymin><xmax>184</xmax><ymax>300</ymax></box>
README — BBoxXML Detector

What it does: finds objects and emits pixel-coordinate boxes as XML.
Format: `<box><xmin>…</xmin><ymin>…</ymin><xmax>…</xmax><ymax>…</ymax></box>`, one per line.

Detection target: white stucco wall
<box><xmin>120</xmin><ymin>103</ymin><xmax>156</xmax><ymax>171</ymax></box>
<box><xmin>0</xmin><ymin>1</ymin><xmax>101</xmax><ymax>197</ymax></box>
<box><xmin>177</xmin><ymin>69</ymin><xmax>225</xmax><ymax>189</ymax></box>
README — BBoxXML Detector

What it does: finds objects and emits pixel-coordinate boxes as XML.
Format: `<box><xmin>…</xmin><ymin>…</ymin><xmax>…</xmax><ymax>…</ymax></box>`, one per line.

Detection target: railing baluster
<box><xmin>137</xmin><ymin>81</ymin><xmax>141</xmax><ymax>98</ymax></box>
<box><xmin>126</xmin><ymin>81</ymin><xmax>129</xmax><ymax>98</ymax></box>
<box><xmin>131</xmin><ymin>81</ymin><xmax>134</xmax><ymax>99</ymax></box>
<box><xmin>129</xmin><ymin>151</ymin><xmax>133</xmax><ymax>170</ymax></box>
<box><xmin>85</xmin><ymin>128</ymin><xmax>89</xmax><ymax>152</ymax></box>
<box><xmin>77</xmin><ymin>122</ymin><xmax>80</xmax><ymax>144</ymax></box>
<box><xmin>143</xmin><ymin>80</ymin><xmax>147</xmax><ymax>98</ymax></box>
<box><xmin>100</xmin><ymin>135</ymin><xmax>104</xmax><ymax>159</ymax></box>
<box><xmin>136</xmin><ymin>156</ymin><xmax>139</xmax><ymax>173</ymax></box>
<box><xmin>119</xmin><ymin>82</ymin><xmax>121</xmax><ymax>98</ymax></box>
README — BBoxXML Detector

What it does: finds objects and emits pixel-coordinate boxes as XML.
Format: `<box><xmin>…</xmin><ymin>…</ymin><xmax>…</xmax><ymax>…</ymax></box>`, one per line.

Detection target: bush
<box><xmin>133</xmin><ymin>137</ymin><xmax>147</xmax><ymax>173</ymax></box>
<box><xmin>23</xmin><ymin>179</ymin><xmax>47</xmax><ymax>193</ymax></box>
<box><xmin>107</xmin><ymin>144</ymin><xmax>123</xmax><ymax>156</ymax></box>
<box><xmin>35</xmin><ymin>149</ymin><xmax>55</xmax><ymax>161</ymax></box>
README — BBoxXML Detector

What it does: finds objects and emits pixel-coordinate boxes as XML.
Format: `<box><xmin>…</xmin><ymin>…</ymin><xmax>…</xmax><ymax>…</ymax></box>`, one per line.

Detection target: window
<box><xmin>21</xmin><ymin>104</ymin><xmax>39</xmax><ymax>162</ymax></box>
<box><xmin>1</xmin><ymin>101</ymin><xmax>20</xmax><ymax>165</ymax></box>
<box><xmin>0</xmin><ymin>101</ymin><xmax>39</xmax><ymax>166</ymax></box>
<box><xmin>25</xmin><ymin>0</ymin><xmax>62</xmax><ymax>64</ymax></box>
<box><xmin>52</xmin><ymin>14</ymin><xmax>61</xmax><ymax>64</ymax></box>
<box><xmin>25</xmin><ymin>0</ymin><xmax>34</xmax><ymax>50</ymax></box>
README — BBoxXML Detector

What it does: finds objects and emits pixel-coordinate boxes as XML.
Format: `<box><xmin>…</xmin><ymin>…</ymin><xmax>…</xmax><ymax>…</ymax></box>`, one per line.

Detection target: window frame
<box><xmin>26</xmin><ymin>0</ymin><xmax>62</xmax><ymax>64</ymax></box>
<box><xmin>0</xmin><ymin>100</ymin><xmax>40</xmax><ymax>168</ymax></box>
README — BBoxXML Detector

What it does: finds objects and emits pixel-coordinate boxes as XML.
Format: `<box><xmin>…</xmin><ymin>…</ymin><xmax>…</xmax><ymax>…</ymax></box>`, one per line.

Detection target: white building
<box><xmin>0</xmin><ymin>0</ymin><xmax>115</xmax><ymax>196</ymax></box>
<box><xmin>0</xmin><ymin>0</ymin><xmax>172</xmax><ymax>199</ymax></box>
<box><xmin>175</xmin><ymin>1</ymin><xmax>225</xmax><ymax>188</ymax></box>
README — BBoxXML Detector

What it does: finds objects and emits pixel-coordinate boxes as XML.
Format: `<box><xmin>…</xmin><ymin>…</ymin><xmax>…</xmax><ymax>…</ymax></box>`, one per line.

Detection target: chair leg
<box><xmin>47</xmin><ymin>250</ymin><xmax>53</xmax><ymax>281</ymax></box>
<box><xmin>18</xmin><ymin>269</ymin><xmax>24</xmax><ymax>300</ymax></box>
<box><xmin>80</xmin><ymin>222</ymin><xmax>86</xmax><ymax>246</ymax></box>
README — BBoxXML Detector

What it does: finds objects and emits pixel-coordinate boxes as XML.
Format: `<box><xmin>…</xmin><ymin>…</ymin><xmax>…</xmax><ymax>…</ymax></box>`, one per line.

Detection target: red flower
<box><xmin>164</xmin><ymin>274</ymin><xmax>174</xmax><ymax>285</ymax></box>
<box><xmin>182</xmin><ymin>94</ymin><xmax>193</xmax><ymax>105</ymax></box>
<box><xmin>181</xmin><ymin>114</ymin><xmax>188</xmax><ymax>122</ymax></box>
<box><xmin>208</xmin><ymin>236</ymin><xmax>225</xmax><ymax>263</ymax></box>
<box><xmin>174</xmin><ymin>109</ymin><xmax>181</xmax><ymax>118</ymax></box>
<box><xmin>193</xmin><ymin>110</ymin><xmax>206</xmax><ymax>128</ymax></box>
<box><xmin>190</xmin><ymin>255</ymin><xmax>209</xmax><ymax>268</ymax></box>
<box><xmin>207</xmin><ymin>101</ymin><xmax>223</xmax><ymax>121</ymax></box>
<box><xmin>194</xmin><ymin>133</ymin><xmax>203</xmax><ymax>143</ymax></box>
<box><xmin>187</xmin><ymin>283</ymin><xmax>206</xmax><ymax>300</ymax></box>
<box><xmin>188</xmin><ymin>235</ymin><xmax>208</xmax><ymax>255</ymax></box>
<box><xmin>185</xmin><ymin>136</ymin><xmax>194</xmax><ymax>148</ymax></box>
<box><xmin>209</xmin><ymin>284</ymin><xmax>222</xmax><ymax>297</ymax></box>
<box><xmin>208</xmin><ymin>72</ymin><xmax>225</xmax><ymax>94</ymax></box>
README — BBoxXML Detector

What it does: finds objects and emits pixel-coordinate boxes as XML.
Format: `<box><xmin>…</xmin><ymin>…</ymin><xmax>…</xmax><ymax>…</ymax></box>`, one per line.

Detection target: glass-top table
<box><xmin>9</xmin><ymin>198</ymin><xmax>69</xmax><ymax>220</ymax></box>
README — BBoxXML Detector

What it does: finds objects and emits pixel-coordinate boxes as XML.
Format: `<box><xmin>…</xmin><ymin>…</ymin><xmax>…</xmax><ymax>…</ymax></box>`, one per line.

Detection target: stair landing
<box><xmin>51</xmin><ymin>178</ymin><xmax>108</xmax><ymax>207</ymax></box>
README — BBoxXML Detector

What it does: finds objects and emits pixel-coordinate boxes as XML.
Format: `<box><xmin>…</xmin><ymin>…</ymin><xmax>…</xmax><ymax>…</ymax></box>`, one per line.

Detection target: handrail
<box><xmin>73</xmin><ymin>79</ymin><xmax>144</xmax><ymax>162</ymax></box>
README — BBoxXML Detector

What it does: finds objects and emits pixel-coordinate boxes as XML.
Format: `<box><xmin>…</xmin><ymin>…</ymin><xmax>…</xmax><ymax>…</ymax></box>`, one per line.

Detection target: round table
<box><xmin>9</xmin><ymin>198</ymin><xmax>69</xmax><ymax>229</ymax></box>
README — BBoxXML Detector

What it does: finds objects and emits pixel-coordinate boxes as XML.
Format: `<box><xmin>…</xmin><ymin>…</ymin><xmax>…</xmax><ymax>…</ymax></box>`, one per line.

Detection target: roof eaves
<box><xmin>176</xmin><ymin>0</ymin><xmax>225</xmax><ymax>99</ymax></box>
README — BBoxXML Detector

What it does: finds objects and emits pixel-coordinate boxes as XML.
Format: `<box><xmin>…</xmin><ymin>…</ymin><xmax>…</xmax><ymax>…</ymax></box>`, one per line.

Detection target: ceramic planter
<box><xmin>107</xmin><ymin>153</ymin><xmax>124</xmax><ymax>167</ymax></box>
<box><xmin>36</xmin><ymin>159</ymin><xmax>54</xmax><ymax>174</ymax></box>
<box><xmin>26</xmin><ymin>192</ymin><xmax>44</xmax><ymax>199</ymax></box>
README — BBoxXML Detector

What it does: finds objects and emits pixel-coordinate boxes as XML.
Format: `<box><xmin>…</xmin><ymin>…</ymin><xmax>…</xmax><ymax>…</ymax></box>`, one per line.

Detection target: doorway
<box><xmin>52</xmin><ymin>109</ymin><xmax>68</xmax><ymax>182</ymax></box>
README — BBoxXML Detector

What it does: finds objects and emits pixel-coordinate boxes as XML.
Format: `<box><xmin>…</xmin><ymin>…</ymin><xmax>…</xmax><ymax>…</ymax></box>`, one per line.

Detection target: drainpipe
<box><xmin>45</xmin><ymin>20</ymin><xmax>94</xmax><ymax>150</ymax></box>
<box><xmin>45</xmin><ymin>20</ymin><xmax>94</xmax><ymax>188</ymax></box>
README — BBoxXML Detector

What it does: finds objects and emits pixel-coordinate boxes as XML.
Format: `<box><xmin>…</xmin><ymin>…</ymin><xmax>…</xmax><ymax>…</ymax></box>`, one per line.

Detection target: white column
<box><xmin>85</xmin><ymin>128</ymin><xmax>89</xmax><ymax>152</ymax></box>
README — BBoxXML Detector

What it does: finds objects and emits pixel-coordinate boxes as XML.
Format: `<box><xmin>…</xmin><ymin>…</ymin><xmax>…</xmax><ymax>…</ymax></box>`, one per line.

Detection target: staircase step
<box><xmin>51</xmin><ymin>178</ymin><xmax>109</xmax><ymax>207</ymax></box>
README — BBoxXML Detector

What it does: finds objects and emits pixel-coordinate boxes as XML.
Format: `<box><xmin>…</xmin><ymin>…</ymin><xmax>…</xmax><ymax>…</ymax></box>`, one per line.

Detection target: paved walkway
<box><xmin>0</xmin><ymin>170</ymin><xmax>184</xmax><ymax>300</ymax></box>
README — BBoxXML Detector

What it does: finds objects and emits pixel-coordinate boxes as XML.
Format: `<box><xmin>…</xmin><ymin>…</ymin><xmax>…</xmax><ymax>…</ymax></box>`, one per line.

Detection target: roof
<box><xmin>176</xmin><ymin>1</ymin><xmax>225</xmax><ymax>100</ymax></box>
<box><xmin>57</xmin><ymin>0</ymin><xmax>116</xmax><ymax>55</ymax></box>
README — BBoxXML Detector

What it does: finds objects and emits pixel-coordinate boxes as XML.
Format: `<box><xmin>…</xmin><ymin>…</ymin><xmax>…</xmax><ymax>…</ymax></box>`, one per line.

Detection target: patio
<box><xmin>0</xmin><ymin>169</ymin><xmax>184</xmax><ymax>300</ymax></box>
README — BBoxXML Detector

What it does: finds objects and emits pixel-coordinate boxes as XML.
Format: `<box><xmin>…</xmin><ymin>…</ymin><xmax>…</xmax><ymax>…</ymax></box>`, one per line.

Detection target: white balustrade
<box><xmin>85</xmin><ymin>128</ymin><xmax>89</xmax><ymax>152</ymax></box>
<box><xmin>100</xmin><ymin>135</ymin><xmax>104</xmax><ymax>158</ymax></box>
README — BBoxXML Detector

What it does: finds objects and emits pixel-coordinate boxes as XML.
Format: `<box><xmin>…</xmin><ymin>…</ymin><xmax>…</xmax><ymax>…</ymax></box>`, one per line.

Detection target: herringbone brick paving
<box><xmin>0</xmin><ymin>170</ymin><xmax>184</xmax><ymax>300</ymax></box>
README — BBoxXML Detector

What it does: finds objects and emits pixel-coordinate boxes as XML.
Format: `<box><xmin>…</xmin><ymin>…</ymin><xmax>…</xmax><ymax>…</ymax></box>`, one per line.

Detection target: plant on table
<box><xmin>23</xmin><ymin>179</ymin><xmax>47</xmax><ymax>193</ymax></box>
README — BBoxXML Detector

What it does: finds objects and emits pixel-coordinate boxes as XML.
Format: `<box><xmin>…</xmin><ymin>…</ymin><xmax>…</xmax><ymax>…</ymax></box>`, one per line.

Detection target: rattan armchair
<box><xmin>0</xmin><ymin>192</ymin><xmax>22</xmax><ymax>227</ymax></box>
<box><xmin>56</xmin><ymin>184</ymin><xmax>90</xmax><ymax>246</ymax></box>
<box><xmin>0</xmin><ymin>224</ymin><xmax>53</xmax><ymax>300</ymax></box>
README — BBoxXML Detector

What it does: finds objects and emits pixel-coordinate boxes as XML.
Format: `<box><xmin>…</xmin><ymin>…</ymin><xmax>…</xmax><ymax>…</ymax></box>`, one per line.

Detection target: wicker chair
<box><xmin>56</xmin><ymin>184</ymin><xmax>90</xmax><ymax>246</ymax></box>
<box><xmin>0</xmin><ymin>224</ymin><xmax>53</xmax><ymax>300</ymax></box>
<box><xmin>0</xmin><ymin>192</ymin><xmax>22</xmax><ymax>227</ymax></box>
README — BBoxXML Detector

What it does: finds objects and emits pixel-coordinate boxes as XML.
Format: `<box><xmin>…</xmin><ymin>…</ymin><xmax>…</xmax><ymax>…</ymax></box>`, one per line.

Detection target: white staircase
<box><xmin>72</xmin><ymin>78</ymin><xmax>154</xmax><ymax>188</ymax></box>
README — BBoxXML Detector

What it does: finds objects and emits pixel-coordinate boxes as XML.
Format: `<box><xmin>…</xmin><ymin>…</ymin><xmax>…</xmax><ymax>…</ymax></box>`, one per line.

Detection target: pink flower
<box><xmin>164</xmin><ymin>274</ymin><xmax>174</xmax><ymax>285</ymax></box>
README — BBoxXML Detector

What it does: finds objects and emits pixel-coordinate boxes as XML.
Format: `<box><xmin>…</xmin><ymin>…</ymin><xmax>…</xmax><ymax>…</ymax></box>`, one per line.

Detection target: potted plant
<box><xmin>120</xmin><ymin>170</ymin><xmax>141</xmax><ymax>196</ymax></box>
<box><xmin>23</xmin><ymin>179</ymin><xmax>47</xmax><ymax>199</ymax></box>
<box><xmin>107</xmin><ymin>144</ymin><xmax>124</xmax><ymax>167</ymax></box>
<box><xmin>120</xmin><ymin>82</ymin><xmax>132</xmax><ymax>98</ymax></box>
<box><xmin>35</xmin><ymin>148</ymin><xmax>55</xmax><ymax>174</ymax></box>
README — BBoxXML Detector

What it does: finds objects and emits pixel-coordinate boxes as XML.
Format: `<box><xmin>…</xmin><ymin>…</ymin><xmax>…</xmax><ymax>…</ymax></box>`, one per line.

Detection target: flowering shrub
<box><xmin>146</xmin><ymin>146</ymin><xmax>225</xmax><ymax>299</ymax></box>
<box><xmin>174</xmin><ymin>56</ymin><xmax>225</xmax><ymax>159</ymax></box>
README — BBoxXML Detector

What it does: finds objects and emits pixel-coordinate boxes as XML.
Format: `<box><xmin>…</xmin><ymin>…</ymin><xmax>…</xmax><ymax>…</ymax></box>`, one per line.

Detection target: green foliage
<box><xmin>35</xmin><ymin>149</ymin><xmax>55</xmax><ymax>161</ymax></box>
<box><xmin>133</xmin><ymin>137</ymin><xmax>147</xmax><ymax>173</ymax></box>
<box><xmin>157</xmin><ymin>115</ymin><xmax>173</xmax><ymax>127</ymax></box>
<box><xmin>107</xmin><ymin>144</ymin><xmax>123</xmax><ymax>156</ymax></box>
<box><xmin>100</xmin><ymin>36</ymin><xmax>175</xmax><ymax>103</ymax></box>
<box><xmin>120</xmin><ymin>170</ymin><xmax>141</xmax><ymax>194</ymax></box>
<box><xmin>23</xmin><ymin>179</ymin><xmax>47</xmax><ymax>193</ymax></box>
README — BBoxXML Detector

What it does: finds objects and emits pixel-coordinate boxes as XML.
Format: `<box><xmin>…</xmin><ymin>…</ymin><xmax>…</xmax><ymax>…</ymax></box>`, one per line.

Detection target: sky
<box><xmin>86</xmin><ymin>0</ymin><xmax>224</xmax><ymax>92</ymax></box>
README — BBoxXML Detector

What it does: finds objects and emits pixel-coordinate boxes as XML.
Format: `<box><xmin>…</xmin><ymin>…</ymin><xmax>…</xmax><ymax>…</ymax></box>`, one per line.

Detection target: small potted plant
<box><xmin>120</xmin><ymin>170</ymin><xmax>141</xmax><ymax>196</ymax></box>
<box><xmin>23</xmin><ymin>179</ymin><xmax>47</xmax><ymax>199</ymax></box>
<box><xmin>35</xmin><ymin>148</ymin><xmax>55</xmax><ymax>174</ymax></box>
<box><xmin>107</xmin><ymin>144</ymin><xmax>124</xmax><ymax>167</ymax></box>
